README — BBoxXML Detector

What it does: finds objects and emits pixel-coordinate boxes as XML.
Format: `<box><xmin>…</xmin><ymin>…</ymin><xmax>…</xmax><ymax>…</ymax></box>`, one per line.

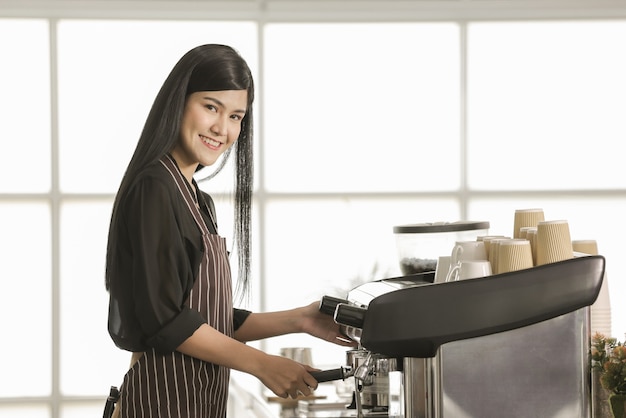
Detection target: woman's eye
<box><xmin>205</xmin><ymin>104</ymin><xmax>217</xmax><ymax>112</ymax></box>
<box><xmin>231</xmin><ymin>114</ymin><xmax>243</xmax><ymax>121</ymax></box>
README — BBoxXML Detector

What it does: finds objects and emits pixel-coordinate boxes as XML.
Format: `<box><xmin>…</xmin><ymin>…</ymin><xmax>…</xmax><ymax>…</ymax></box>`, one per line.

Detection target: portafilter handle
<box><xmin>309</xmin><ymin>367</ymin><xmax>353</xmax><ymax>383</ymax></box>
<box><xmin>319</xmin><ymin>295</ymin><xmax>350</xmax><ymax>316</ymax></box>
<box><xmin>334</xmin><ymin>303</ymin><xmax>367</xmax><ymax>329</ymax></box>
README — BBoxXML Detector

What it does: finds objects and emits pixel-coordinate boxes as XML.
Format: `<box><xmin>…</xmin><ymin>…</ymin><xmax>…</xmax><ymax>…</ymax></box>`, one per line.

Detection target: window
<box><xmin>0</xmin><ymin>18</ymin><xmax>53</xmax><ymax>411</ymax></box>
<box><xmin>263</xmin><ymin>23</ymin><xmax>461</xmax><ymax>193</ymax></box>
<box><xmin>0</xmin><ymin>18</ymin><xmax>50</xmax><ymax>192</ymax></box>
<box><xmin>1</xmin><ymin>4</ymin><xmax>625</xmax><ymax>416</ymax></box>
<box><xmin>467</xmin><ymin>21</ymin><xmax>626</xmax><ymax>190</ymax></box>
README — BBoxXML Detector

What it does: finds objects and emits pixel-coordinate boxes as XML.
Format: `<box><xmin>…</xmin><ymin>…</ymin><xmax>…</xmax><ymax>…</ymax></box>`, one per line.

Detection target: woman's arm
<box><xmin>176</xmin><ymin>323</ymin><xmax>317</xmax><ymax>398</ymax></box>
<box><xmin>233</xmin><ymin>301</ymin><xmax>357</xmax><ymax>347</ymax></box>
<box><xmin>178</xmin><ymin>302</ymin><xmax>356</xmax><ymax>398</ymax></box>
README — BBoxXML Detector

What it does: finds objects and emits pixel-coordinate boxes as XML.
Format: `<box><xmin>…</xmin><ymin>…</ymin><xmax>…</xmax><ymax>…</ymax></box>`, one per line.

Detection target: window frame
<box><xmin>2</xmin><ymin>1</ymin><xmax>626</xmax><ymax>416</ymax></box>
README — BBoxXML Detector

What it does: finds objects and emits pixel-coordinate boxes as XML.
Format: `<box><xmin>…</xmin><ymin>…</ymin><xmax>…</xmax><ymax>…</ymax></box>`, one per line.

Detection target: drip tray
<box><xmin>295</xmin><ymin>399</ymin><xmax>388</xmax><ymax>417</ymax></box>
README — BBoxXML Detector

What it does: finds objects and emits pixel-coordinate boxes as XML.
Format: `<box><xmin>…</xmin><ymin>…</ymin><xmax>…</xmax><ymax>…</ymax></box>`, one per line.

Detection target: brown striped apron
<box><xmin>116</xmin><ymin>155</ymin><xmax>234</xmax><ymax>418</ymax></box>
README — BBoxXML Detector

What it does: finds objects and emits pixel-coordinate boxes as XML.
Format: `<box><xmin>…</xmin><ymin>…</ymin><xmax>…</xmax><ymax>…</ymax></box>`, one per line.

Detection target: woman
<box><xmin>105</xmin><ymin>44</ymin><xmax>355</xmax><ymax>418</ymax></box>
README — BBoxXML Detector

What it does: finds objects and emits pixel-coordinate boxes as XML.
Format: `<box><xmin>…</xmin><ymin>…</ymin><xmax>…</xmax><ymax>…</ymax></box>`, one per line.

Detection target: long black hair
<box><xmin>105</xmin><ymin>44</ymin><xmax>254</xmax><ymax>298</ymax></box>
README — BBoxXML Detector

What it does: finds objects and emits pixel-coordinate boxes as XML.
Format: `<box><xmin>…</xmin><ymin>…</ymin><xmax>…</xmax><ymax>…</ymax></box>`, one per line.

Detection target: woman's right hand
<box><xmin>255</xmin><ymin>354</ymin><xmax>319</xmax><ymax>399</ymax></box>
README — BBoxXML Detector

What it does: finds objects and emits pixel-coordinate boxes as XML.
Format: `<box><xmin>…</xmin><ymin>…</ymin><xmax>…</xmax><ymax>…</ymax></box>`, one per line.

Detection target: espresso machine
<box><xmin>311</xmin><ymin>255</ymin><xmax>605</xmax><ymax>418</ymax></box>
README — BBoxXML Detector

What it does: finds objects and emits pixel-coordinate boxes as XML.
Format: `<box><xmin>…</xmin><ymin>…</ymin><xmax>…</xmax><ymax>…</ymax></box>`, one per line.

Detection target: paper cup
<box><xmin>572</xmin><ymin>239</ymin><xmax>599</xmax><ymax>255</ymax></box>
<box><xmin>525</xmin><ymin>228</ymin><xmax>538</xmax><ymax>265</ymax></box>
<box><xmin>477</xmin><ymin>235</ymin><xmax>508</xmax><ymax>242</ymax></box>
<box><xmin>497</xmin><ymin>239</ymin><xmax>534</xmax><ymax>273</ymax></box>
<box><xmin>488</xmin><ymin>238</ymin><xmax>511</xmax><ymax>275</ymax></box>
<box><xmin>535</xmin><ymin>220</ymin><xmax>573</xmax><ymax>265</ymax></box>
<box><xmin>518</xmin><ymin>227</ymin><xmax>534</xmax><ymax>239</ymax></box>
<box><xmin>478</xmin><ymin>235</ymin><xmax>509</xmax><ymax>259</ymax></box>
<box><xmin>513</xmin><ymin>208</ymin><xmax>545</xmax><ymax>239</ymax></box>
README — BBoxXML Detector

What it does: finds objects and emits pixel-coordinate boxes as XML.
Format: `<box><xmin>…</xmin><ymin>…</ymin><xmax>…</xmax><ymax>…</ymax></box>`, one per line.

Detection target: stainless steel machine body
<box><xmin>321</xmin><ymin>256</ymin><xmax>605</xmax><ymax>418</ymax></box>
<box><xmin>435</xmin><ymin>307</ymin><xmax>590</xmax><ymax>417</ymax></box>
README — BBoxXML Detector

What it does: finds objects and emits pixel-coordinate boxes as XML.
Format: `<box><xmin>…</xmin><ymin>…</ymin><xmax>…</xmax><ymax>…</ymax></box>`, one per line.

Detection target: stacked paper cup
<box><xmin>518</xmin><ymin>227</ymin><xmax>534</xmax><ymax>239</ymax></box>
<box><xmin>487</xmin><ymin>238</ymin><xmax>511</xmax><ymax>274</ymax></box>
<box><xmin>573</xmin><ymin>240</ymin><xmax>612</xmax><ymax>337</ymax></box>
<box><xmin>572</xmin><ymin>239</ymin><xmax>599</xmax><ymax>256</ymax></box>
<box><xmin>535</xmin><ymin>220</ymin><xmax>574</xmax><ymax>265</ymax></box>
<box><xmin>460</xmin><ymin>211</ymin><xmax>610</xmax><ymax>338</ymax></box>
<box><xmin>497</xmin><ymin>239</ymin><xmax>534</xmax><ymax>274</ymax></box>
<box><xmin>513</xmin><ymin>208</ymin><xmax>545</xmax><ymax>239</ymax></box>
<box><xmin>525</xmin><ymin>228</ymin><xmax>538</xmax><ymax>265</ymax></box>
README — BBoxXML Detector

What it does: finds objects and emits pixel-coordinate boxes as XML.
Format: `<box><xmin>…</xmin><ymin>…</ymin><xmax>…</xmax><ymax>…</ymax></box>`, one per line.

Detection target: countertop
<box><xmin>228</xmin><ymin>371</ymin><xmax>357</xmax><ymax>418</ymax></box>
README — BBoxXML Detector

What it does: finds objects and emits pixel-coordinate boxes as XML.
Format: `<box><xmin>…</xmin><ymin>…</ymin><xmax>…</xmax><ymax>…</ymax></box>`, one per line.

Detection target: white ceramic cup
<box><xmin>434</xmin><ymin>255</ymin><xmax>452</xmax><ymax>284</ymax></box>
<box><xmin>450</xmin><ymin>240</ymin><xmax>487</xmax><ymax>263</ymax></box>
<box><xmin>446</xmin><ymin>260</ymin><xmax>492</xmax><ymax>281</ymax></box>
<box><xmin>447</xmin><ymin>241</ymin><xmax>488</xmax><ymax>281</ymax></box>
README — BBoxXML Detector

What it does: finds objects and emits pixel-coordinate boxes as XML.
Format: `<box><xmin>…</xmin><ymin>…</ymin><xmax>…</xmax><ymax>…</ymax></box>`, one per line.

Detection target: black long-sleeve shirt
<box><xmin>107</xmin><ymin>161</ymin><xmax>250</xmax><ymax>353</ymax></box>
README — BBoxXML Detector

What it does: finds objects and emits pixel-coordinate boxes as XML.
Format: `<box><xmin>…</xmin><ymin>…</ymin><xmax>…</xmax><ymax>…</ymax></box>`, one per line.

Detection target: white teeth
<box><xmin>200</xmin><ymin>135</ymin><xmax>219</xmax><ymax>147</ymax></box>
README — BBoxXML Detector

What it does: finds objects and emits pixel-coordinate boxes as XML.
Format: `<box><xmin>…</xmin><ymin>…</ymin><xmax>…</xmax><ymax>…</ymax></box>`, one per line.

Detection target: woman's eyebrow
<box><xmin>201</xmin><ymin>96</ymin><xmax>246</xmax><ymax>114</ymax></box>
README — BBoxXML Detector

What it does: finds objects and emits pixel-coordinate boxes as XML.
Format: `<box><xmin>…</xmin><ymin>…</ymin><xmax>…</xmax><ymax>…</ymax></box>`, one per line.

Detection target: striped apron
<box><xmin>116</xmin><ymin>155</ymin><xmax>234</xmax><ymax>418</ymax></box>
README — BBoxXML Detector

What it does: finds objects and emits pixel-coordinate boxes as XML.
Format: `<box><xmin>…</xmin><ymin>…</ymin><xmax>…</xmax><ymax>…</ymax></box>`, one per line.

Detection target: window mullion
<box><xmin>49</xmin><ymin>17</ymin><xmax>61</xmax><ymax>418</ymax></box>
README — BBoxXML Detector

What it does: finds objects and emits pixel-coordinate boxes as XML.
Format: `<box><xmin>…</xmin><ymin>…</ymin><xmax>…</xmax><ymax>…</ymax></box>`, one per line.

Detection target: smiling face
<box><xmin>171</xmin><ymin>90</ymin><xmax>248</xmax><ymax>182</ymax></box>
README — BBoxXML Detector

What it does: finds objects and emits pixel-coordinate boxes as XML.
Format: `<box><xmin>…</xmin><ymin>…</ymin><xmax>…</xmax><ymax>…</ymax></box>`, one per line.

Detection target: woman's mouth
<box><xmin>200</xmin><ymin>134</ymin><xmax>221</xmax><ymax>149</ymax></box>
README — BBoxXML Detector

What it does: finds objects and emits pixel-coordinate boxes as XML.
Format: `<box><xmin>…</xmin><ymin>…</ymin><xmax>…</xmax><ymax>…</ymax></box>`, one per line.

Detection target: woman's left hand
<box><xmin>299</xmin><ymin>302</ymin><xmax>358</xmax><ymax>347</ymax></box>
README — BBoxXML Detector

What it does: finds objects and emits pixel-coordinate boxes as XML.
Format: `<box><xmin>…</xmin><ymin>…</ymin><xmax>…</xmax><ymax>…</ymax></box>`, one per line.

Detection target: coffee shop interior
<box><xmin>2</xmin><ymin>0</ymin><xmax>626</xmax><ymax>417</ymax></box>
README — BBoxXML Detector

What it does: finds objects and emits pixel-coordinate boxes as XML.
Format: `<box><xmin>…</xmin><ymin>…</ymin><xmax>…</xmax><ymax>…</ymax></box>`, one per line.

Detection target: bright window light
<box><xmin>0</xmin><ymin>19</ymin><xmax>50</xmax><ymax>193</ymax></box>
<box><xmin>264</xmin><ymin>23</ymin><xmax>461</xmax><ymax>193</ymax></box>
<box><xmin>468</xmin><ymin>21</ymin><xmax>626</xmax><ymax>190</ymax></box>
<box><xmin>0</xmin><ymin>202</ymin><xmax>51</xmax><ymax>397</ymax></box>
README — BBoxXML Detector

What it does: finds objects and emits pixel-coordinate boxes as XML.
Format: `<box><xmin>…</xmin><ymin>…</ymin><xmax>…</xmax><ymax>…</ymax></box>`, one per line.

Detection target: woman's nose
<box><xmin>211</xmin><ymin>116</ymin><xmax>228</xmax><ymax>136</ymax></box>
